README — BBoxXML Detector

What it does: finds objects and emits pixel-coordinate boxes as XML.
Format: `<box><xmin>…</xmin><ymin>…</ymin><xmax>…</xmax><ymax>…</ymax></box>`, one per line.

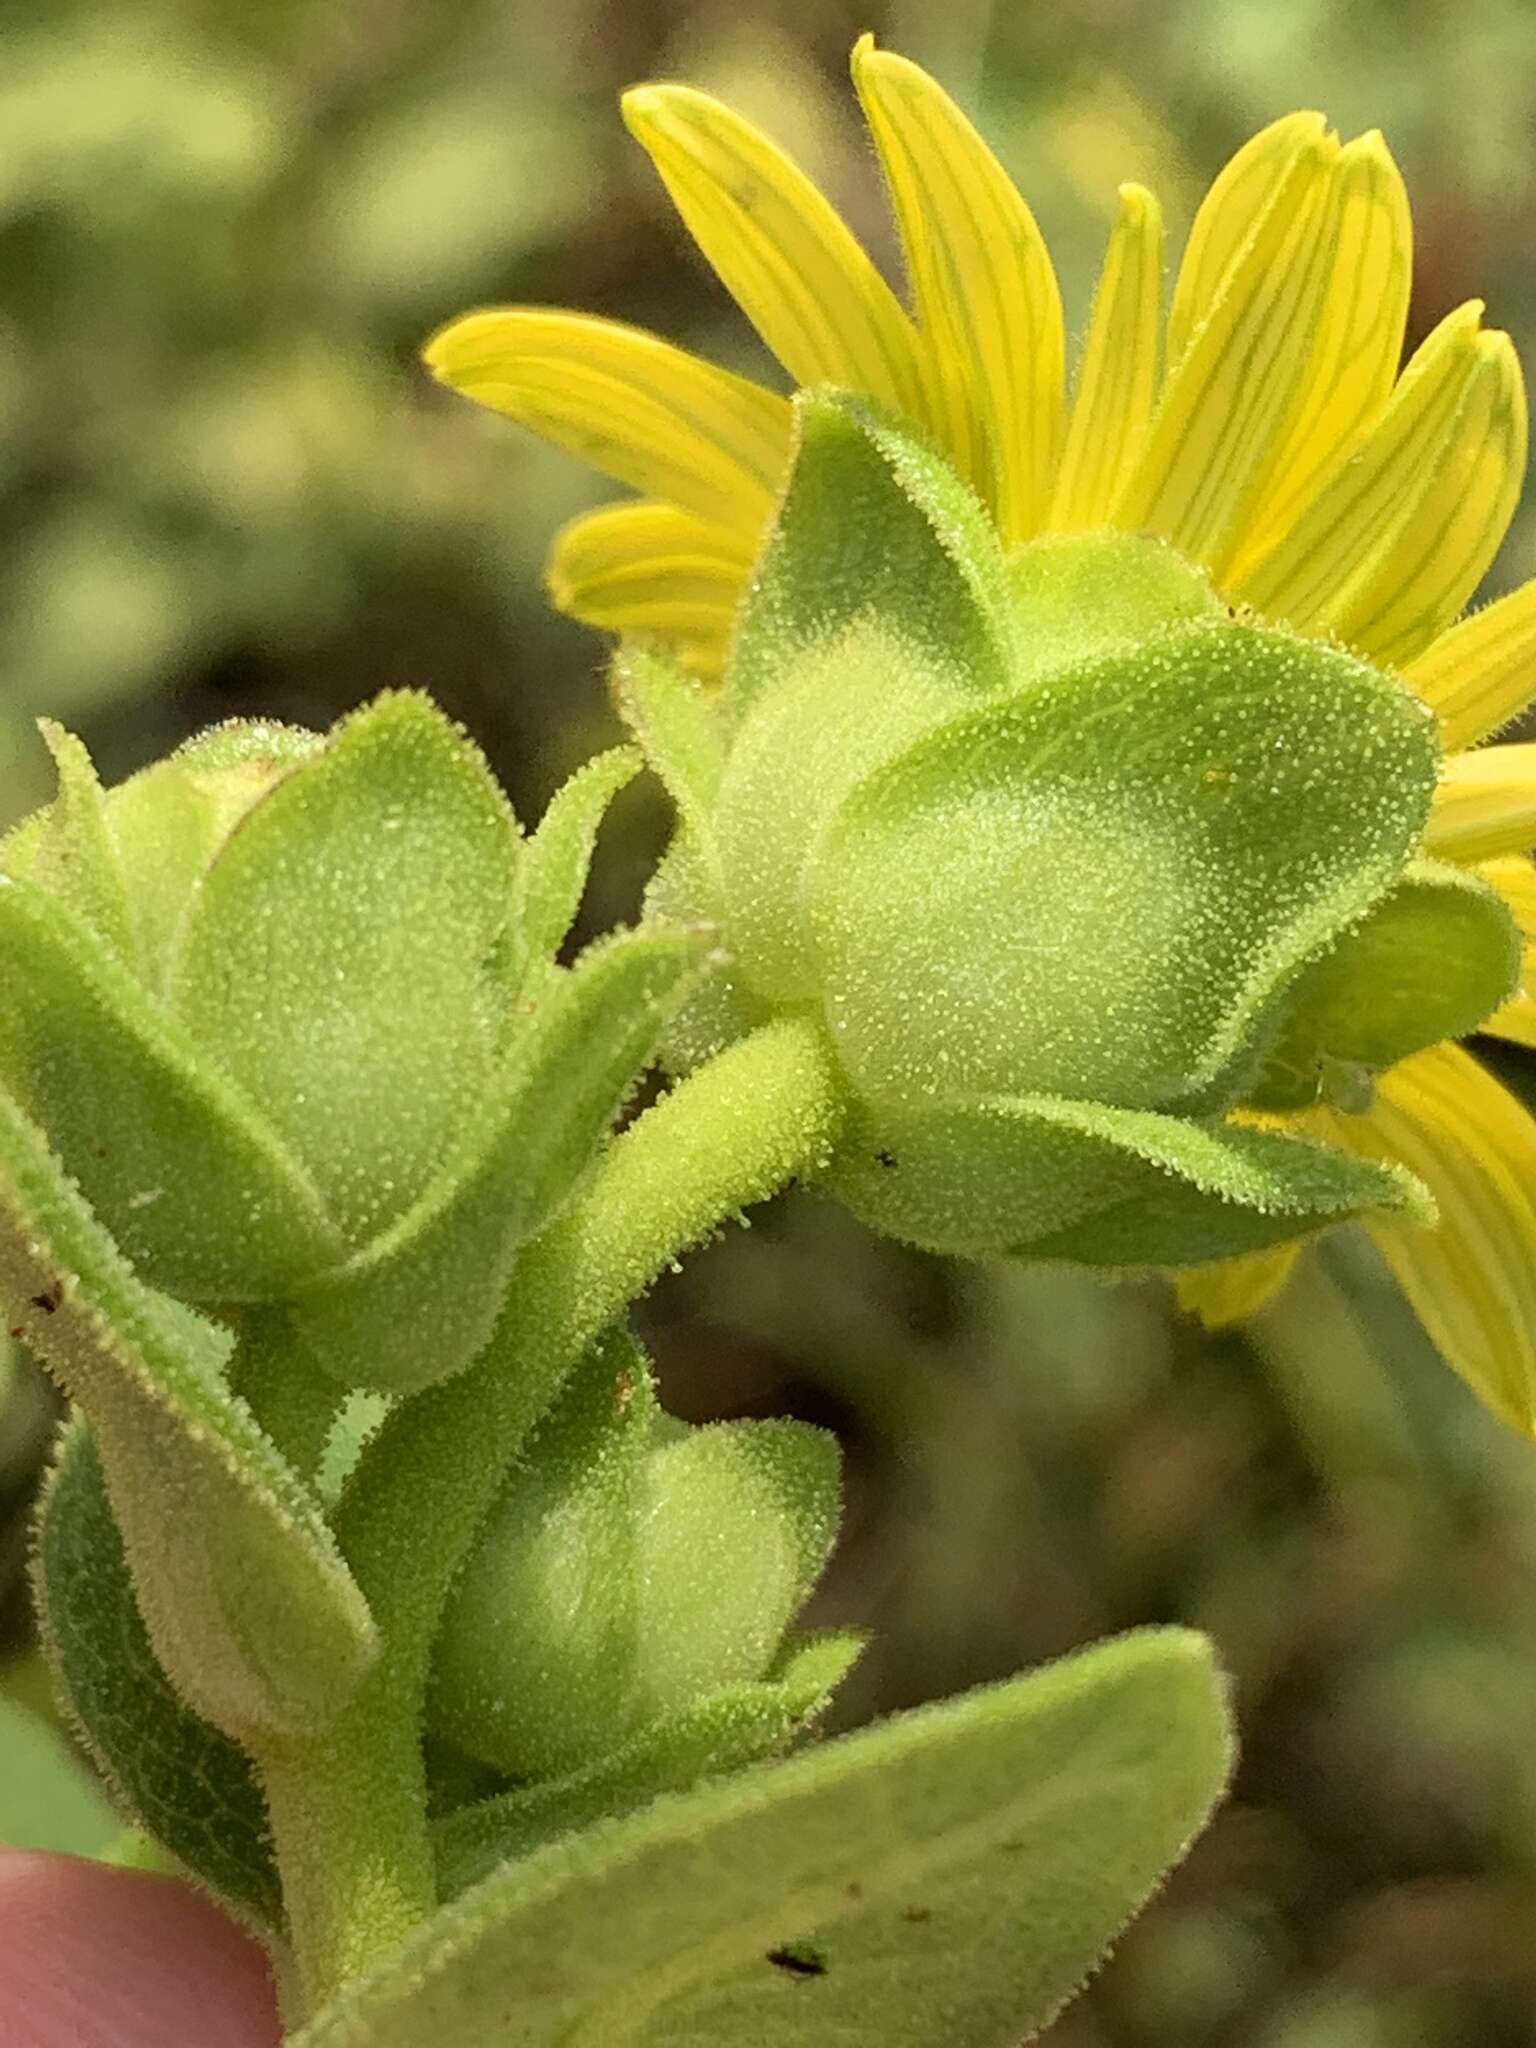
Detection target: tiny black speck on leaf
<box><xmin>29</xmin><ymin>1290</ymin><xmax>58</xmax><ymax>1314</ymax></box>
<box><xmin>766</xmin><ymin>1943</ymin><xmax>828</xmax><ymax>1978</ymax></box>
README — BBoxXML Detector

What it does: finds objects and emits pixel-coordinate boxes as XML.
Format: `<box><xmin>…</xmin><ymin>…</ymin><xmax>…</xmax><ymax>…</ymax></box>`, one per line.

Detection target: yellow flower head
<box><xmin>426</xmin><ymin>39</ymin><xmax>1536</xmax><ymax>1437</ymax></box>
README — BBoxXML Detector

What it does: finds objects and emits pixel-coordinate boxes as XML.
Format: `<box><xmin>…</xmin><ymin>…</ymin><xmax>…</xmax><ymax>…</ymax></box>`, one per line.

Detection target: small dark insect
<box><xmin>874</xmin><ymin>1150</ymin><xmax>898</xmax><ymax>1170</ymax></box>
<box><xmin>766</xmin><ymin>1943</ymin><xmax>828</xmax><ymax>1978</ymax></box>
<box><xmin>29</xmin><ymin>1290</ymin><xmax>58</xmax><ymax>1314</ymax></box>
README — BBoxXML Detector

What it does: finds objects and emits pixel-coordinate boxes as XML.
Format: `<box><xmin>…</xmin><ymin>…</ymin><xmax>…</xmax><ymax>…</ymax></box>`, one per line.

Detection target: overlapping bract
<box><xmin>427</xmin><ymin>44</ymin><xmax>1536</xmax><ymax>1434</ymax></box>
<box><xmin>0</xmin><ymin>696</ymin><xmax>700</xmax><ymax>1395</ymax></box>
<box><xmin>623</xmin><ymin>394</ymin><xmax>1503</xmax><ymax>1268</ymax></box>
<box><xmin>430</xmin><ymin>1328</ymin><xmax>856</xmax><ymax>1795</ymax></box>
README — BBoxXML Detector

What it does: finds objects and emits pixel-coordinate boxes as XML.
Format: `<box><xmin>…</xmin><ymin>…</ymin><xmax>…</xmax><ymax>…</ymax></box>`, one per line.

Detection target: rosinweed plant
<box><xmin>4</xmin><ymin>33</ymin><xmax>1535</xmax><ymax>2048</ymax></box>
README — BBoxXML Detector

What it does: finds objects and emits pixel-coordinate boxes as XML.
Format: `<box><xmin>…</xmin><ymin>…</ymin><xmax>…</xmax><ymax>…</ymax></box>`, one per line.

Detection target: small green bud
<box><xmin>0</xmin><ymin>696</ymin><xmax>699</xmax><ymax>1389</ymax></box>
<box><xmin>627</xmin><ymin>393</ymin><xmax>1510</xmax><ymax>1262</ymax></box>
<box><xmin>429</xmin><ymin>1330</ymin><xmax>841</xmax><ymax>1780</ymax></box>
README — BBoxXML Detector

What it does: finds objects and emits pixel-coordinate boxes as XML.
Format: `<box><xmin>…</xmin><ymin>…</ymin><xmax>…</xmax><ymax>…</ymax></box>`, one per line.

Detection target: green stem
<box><xmin>261</xmin><ymin>1015</ymin><xmax>845</xmax><ymax>2018</ymax></box>
<box><xmin>255</xmin><ymin>1717</ymin><xmax>437</xmax><ymax>2017</ymax></box>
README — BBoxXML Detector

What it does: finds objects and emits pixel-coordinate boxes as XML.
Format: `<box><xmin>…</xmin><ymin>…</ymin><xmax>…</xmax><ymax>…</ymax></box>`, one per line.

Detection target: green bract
<box><xmin>430</xmin><ymin>1329</ymin><xmax>852</xmax><ymax>1782</ymax></box>
<box><xmin>0</xmin><ymin>697</ymin><xmax>701</xmax><ymax>1391</ymax></box>
<box><xmin>629</xmin><ymin>392</ymin><xmax>1511</xmax><ymax>1262</ymax></box>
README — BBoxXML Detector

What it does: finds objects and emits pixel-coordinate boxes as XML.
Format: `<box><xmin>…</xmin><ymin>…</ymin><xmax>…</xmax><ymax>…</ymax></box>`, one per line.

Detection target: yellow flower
<box><xmin>426</xmin><ymin>38</ymin><xmax>1536</xmax><ymax>1436</ymax></box>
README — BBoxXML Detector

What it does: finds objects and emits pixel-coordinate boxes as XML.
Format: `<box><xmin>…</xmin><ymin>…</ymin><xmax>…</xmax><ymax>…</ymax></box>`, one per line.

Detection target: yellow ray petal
<box><xmin>1112</xmin><ymin>131</ymin><xmax>1345</xmax><ymax>573</ymax></box>
<box><xmin>1327</xmin><ymin>330</ymin><xmax>1527</xmax><ymax>668</ymax></box>
<box><xmin>1233</xmin><ymin>305</ymin><xmax>1526</xmax><ymax>666</ymax></box>
<box><xmin>621</xmin><ymin>82</ymin><xmax>927</xmax><ymax>423</ymax></box>
<box><xmin>1425</xmin><ymin>742</ymin><xmax>1536</xmax><ymax>862</ymax></box>
<box><xmin>1473</xmin><ymin>855</ymin><xmax>1536</xmax><ymax>1045</ymax></box>
<box><xmin>546</xmin><ymin>501</ymin><xmax>752</xmax><ymax>645</ymax></box>
<box><xmin>1403</xmin><ymin>578</ymin><xmax>1536</xmax><ymax>752</ymax></box>
<box><xmin>1175</xmin><ymin>1244</ymin><xmax>1301</xmax><ymax>1327</ymax></box>
<box><xmin>851</xmin><ymin>35</ymin><xmax>1065</xmax><ymax>543</ymax></box>
<box><xmin>1050</xmin><ymin>184</ymin><xmax>1164</xmax><ymax>533</ymax></box>
<box><xmin>1334</xmin><ymin>1044</ymin><xmax>1536</xmax><ymax>1436</ymax></box>
<box><xmin>424</xmin><ymin>309</ymin><xmax>790</xmax><ymax>533</ymax></box>
<box><xmin>1165</xmin><ymin>111</ymin><xmax>1328</xmax><ymax>368</ymax></box>
<box><xmin>1225</xmin><ymin>131</ymin><xmax>1412</xmax><ymax>575</ymax></box>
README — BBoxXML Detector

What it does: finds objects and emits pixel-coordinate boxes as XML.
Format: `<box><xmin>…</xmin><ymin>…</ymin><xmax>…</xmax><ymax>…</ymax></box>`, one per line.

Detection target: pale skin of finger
<box><xmin>0</xmin><ymin>1850</ymin><xmax>281</xmax><ymax>2047</ymax></box>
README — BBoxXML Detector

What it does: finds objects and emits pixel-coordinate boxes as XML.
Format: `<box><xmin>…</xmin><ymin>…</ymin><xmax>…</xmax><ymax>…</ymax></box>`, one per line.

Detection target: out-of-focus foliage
<box><xmin>3</xmin><ymin>1</ymin><xmax>1536</xmax><ymax>2041</ymax></box>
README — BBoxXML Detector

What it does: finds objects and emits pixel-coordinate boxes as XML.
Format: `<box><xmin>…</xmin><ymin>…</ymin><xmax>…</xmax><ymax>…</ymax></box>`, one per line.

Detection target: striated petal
<box><xmin>1113</xmin><ymin>129</ymin><xmax>1345</xmax><ymax>573</ymax></box>
<box><xmin>1404</xmin><ymin>579</ymin><xmax>1536</xmax><ymax>751</ymax></box>
<box><xmin>1226</xmin><ymin>131</ymin><xmax>1412</xmax><ymax>575</ymax></box>
<box><xmin>1233</xmin><ymin>305</ymin><xmax>1526</xmax><ymax>666</ymax></box>
<box><xmin>1165</xmin><ymin>112</ymin><xmax>1329</xmax><ymax>367</ymax></box>
<box><xmin>1426</xmin><ymin>742</ymin><xmax>1536</xmax><ymax>862</ymax></box>
<box><xmin>424</xmin><ymin>309</ymin><xmax>789</xmax><ymax>532</ymax></box>
<box><xmin>621</xmin><ymin>82</ymin><xmax>927</xmax><ymax>422</ymax></box>
<box><xmin>1175</xmin><ymin>1244</ymin><xmax>1301</xmax><ymax>1327</ymax></box>
<box><xmin>852</xmin><ymin>35</ymin><xmax>1065</xmax><ymax>543</ymax></box>
<box><xmin>1329</xmin><ymin>331</ymin><xmax>1527</xmax><ymax>667</ymax></box>
<box><xmin>1331</xmin><ymin>1045</ymin><xmax>1536</xmax><ymax>1436</ymax></box>
<box><xmin>1474</xmin><ymin>854</ymin><xmax>1536</xmax><ymax>1044</ymax></box>
<box><xmin>547</xmin><ymin>501</ymin><xmax>752</xmax><ymax>648</ymax></box>
<box><xmin>1050</xmin><ymin>184</ymin><xmax>1164</xmax><ymax>533</ymax></box>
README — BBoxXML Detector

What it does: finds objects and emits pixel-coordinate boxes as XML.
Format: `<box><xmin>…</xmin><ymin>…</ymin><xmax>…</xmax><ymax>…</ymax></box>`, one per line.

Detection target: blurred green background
<box><xmin>5</xmin><ymin>0</ymin><xmax>1536</xmax><ymax>2041</ymax></box>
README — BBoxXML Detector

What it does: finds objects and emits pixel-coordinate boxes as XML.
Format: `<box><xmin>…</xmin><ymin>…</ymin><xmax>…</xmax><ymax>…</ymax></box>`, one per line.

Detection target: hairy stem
<box><xmin>260</xmin><ymin>1015</ymin><xmax>845</xmax><ymax>2017</ymax></box>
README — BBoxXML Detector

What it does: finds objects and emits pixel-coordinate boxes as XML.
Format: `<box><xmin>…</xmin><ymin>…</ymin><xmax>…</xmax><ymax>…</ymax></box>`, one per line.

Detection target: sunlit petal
<box><xmin>621</xmin><ymin>82</ymin><xmax>927</xmax><ymax>422</ymax></box>
<box><xmin>1050</xmin><ymin>184</ymin><xmax>1163</xmax><ymax>533</ymax></box>
<box><xmin>547</xmin><ymin>501</ymin><xmax>752</xmax><ymax>647</ymax></box>
<box><xmin>1226</xmin><ymin>131</ymin><xmax>1412</xmax><ymax>574</ymax></box>
<box><xmin>1113</xmin><ymin>130</ymin><xmax>1345</xmax><ymax>573</ymax></box>
<box><xmin>1164</xmin><ymin>112</ymin><xmax>1328</xmax><ymax>367</ymax></box>
<box><xmin>1473</xmin><ymin>855</ymin><xmax>1536</xmax><ymax>1045</ymax></box>
<box><xmin>1233</xmin><ymin>305</ymin><xmax>1526</xmax><ymax>667</ymax></box>
<box><xmin>1176</xmin><ymin>1244</ymin><xmax>1301</xmax><ymax>1327</ymax></box>
<box><xmin>852</xmin><ymin>34</ymin><xmax>1065</xmax><ymax>542</ymax></box>
<box><xmin>1404</xmin><ymin>579</ymin><xmax>1536</xmax><ymax>751</ymax></box>
<box><xmin>1425</xmin><ymin>742</ymin><xmax>1536</xmax><ymax>862</ymax></box>
<box><xmin>1327</xmin><ymin>1045</ymin><xmax>1536</xmax><ymax>1436</ymax></box>
<box><xmin>424</xmin><ymin>309</ymin><xmax>789</xmax><ymax>532</ymax></box>
<box><xmin>1329</xmin><ymin>332</ymin><xmax>1526</xmax><ymax>667</ymax></box>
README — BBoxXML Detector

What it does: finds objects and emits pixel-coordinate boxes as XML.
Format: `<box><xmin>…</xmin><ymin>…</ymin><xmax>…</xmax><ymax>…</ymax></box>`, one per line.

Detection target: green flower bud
<box><xmin>623</xmin><ymin>394</ymin><xmax>1517</xmax><ymax>1263</ymax></box>
<box><xmin>0</xmin><ymin>697</ymin><xmax>700</xmax><ymax>1390</ymax></box>
<box><xmin>429</xmin><ymin>1330</ymin><xmax>841</xmax><ymax>1781</ymax></box>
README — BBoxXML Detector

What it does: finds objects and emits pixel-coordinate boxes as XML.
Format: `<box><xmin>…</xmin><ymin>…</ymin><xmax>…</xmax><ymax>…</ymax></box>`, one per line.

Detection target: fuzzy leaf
<box><xmin>814</xmin><ymin>621</ymin><xmax>1438</xmax><ymax>1113</ymax></box>
<box><xmin>725</xmin><ymin>390</ymin><xmax>1017</xmax><ymax>723</ymax></box>
<box><xmin>829</xmin><ymin>1091</ymin><xmax>1427</xmax><ymax>1260</ymax></box>
<box><xmin>631</xmin><ymin>1420</ymin><xmax>840</xmax><ymax>1718</ymax></box>
<box><xmin>1002</xmin><ymin>533</ymin><xmax>1224</xmax><ymax>686</ymax></box>
<box><xmin>171</xmin><ymin>692</ymin><xmax>519</xmax><ymax>1244</ymax></box>
<box><xmin>433</xmin><ymin>1633</ymin><xmax>864</xmax><ymax>1899</ymax></box>
<box><xmin>288</xmin><ymin>928</ymin><xmax>704</xmax><ymax>1391</ymax></box>
<box><xmin>33</xmin><ymin>1420</ymin><xmax>280</xmax><ymax>1923</ymax></box>
<box><xmin>616</xmin><ymin>649</ymin><xmax>726</xmax><ymax>852</ymax></box>
<box><xmin>643</xmin><ymin>839</ymin><xmax>770</xmax><ymax>1072</ymax></box>
<box><xmin>106</xmin><ymin>721</ymin><xmax>322</xmax><ymax>992</ymax></box>
<box><xmin>508</xmin><ymin>746</ymin><xmax>638</xmax><ymax>980</ymax></box>
<box><xmin>0</xmin><ymin>1088</ymin><xmax>376</xmax><ymax>1739</ymax></box>
<box><xmin>0</xmin><ymin>876</ymin><xmax>343</xmax><ymax>1298</ymax></box>
<box><xmin>1249</xmin><ymin>859</ymin><xmax>1520</xmax><ymax>1108</ymax></box>
<box><xmin>707</xmin><ymin>395</ymin><xmax>1030</xmax><ymax>1004</ymax></box>
<box><xmin>23</xmin><ymin>722</ymin><xmax>134</xmax><ymax>963</ymax></box>
<box><xmin>295</xmin><ymin>1628</ymin><xmax>1232</xmax><ymax>2048</ymax></box>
